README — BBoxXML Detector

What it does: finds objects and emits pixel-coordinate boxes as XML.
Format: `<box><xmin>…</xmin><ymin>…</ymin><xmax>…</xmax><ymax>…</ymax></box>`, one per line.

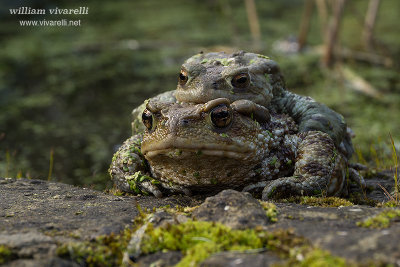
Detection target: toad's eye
<box><xmin>142</xmin><ymin>109</ymin><xmax>154</xmax><ymax>131</ymax></box>
<box><xmin>231</xmin><ymin>73</ymin><xmax>250</xmax><ymax>88</ymax></box>
<box><xmin>210</xmin><ymin>104</ymin><xmax>232</xmax><ymax>128</ymax></box>
<box><xmin>178</xmin><ymin>69</ymin><xmax>188</xmax><ymax>86</ymax></box>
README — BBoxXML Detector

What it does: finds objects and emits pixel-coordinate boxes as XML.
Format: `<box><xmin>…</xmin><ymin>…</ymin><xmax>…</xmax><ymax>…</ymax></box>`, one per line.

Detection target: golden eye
<box><xmin>210</xmin><ymin>104</ymin><xmax>232</xmax><ymax>128</ymax></box>
<box><xmin>178</xmin><ymin>69</ymin><xmax>188</xmax><ymax>86</ymax></box>
<box><xmin>142</xmin><ymin>109</ymin><xmax>153</xmax><ymax>131</ymax></box>
<box><xmin>231</xmin><ymin>73</ymin><xmax>250</xmax><ymax>88</ymax></box>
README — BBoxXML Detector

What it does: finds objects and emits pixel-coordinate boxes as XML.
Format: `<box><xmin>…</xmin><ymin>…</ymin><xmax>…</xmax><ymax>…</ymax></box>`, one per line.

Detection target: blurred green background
<box><xmin>0</xmin><ymin>0</ymin><xmax>399</xmax><ymax>189</ymax></box>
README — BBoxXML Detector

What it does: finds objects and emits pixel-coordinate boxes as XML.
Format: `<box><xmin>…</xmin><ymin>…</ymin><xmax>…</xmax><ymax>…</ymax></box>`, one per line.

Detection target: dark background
<box><xmin>0</xmin><ymin>0</ymin><xmax>399</xmax><ymax>189</ymax></box>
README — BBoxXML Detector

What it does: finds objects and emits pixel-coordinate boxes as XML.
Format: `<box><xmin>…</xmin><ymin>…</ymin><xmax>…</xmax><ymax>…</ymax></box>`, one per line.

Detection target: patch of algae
<box><xmin>104</xmin><ymin>186</ymin><xmax>125</xmax><ymax>196</ymax></box>
<box><xmin>140</xmin><ymin>220</ymin><xmax>307</xmax><ymax>267</ymax></box>
<box><xmin>357</xmin><ymin>209</ymin><xmax>400</xmax><ymax>228</ymax></box>
<box><xmin>56</xmin><ymin>228</ymin><xmax>133</xmax><ymax>266</ymax></box>
<box><xmin>377</xmin><ymin>200</ymin><xmax>400</xmax><ymax>208</ymax></box>
<box><xmin>0</xmin><ymin>245</ymin><xmax>14</xmax><ymax>265</ymax></box>
<box><xmin>259</xmin><ymin>200</ymin><xmax>278</xmax><ymax>222</ymax></box>
<box><xmin>281</xmin><ymin>196</ymin><xmax>353</xmax><ymax>207</ymax></box>
<box><xmin>348</xmin><ymin>192</ymin><xmax>378</xmax><ymax>206</ymax></box>
<box><xmin>56</xmin><ymin>206</ymin><xmax>147</xmax><ymax>266</ymax></box>
<box><xmin>56</xmin><ymin>205</ymin><xmax>357</xmax><ymax>267</ymax></box>
<box><xmin>278</xmin><ymin>248</ymin><xmax>350</xmax><ymax>267</ymax></box>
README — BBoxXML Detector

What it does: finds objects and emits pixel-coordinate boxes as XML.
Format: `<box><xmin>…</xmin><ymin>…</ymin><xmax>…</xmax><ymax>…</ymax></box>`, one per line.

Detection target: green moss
<box><xmin>56</xmin><ymin>207</ymin><xmax>359</xmax><ymax>267</ymax></box>
<box><xmin>105</xmin><ymin>186</ymin><xmax>125</xmax><ymax>196</ymax></box>
<box><xmin>259</xmin><ymin>201</ymin><xmax>278</xmax><ymax>222</ymax></box>
<box><xmin>282</xmin><ymin>196</ymin><xmax>353</xmax><ymax>207</ymax></box>
<box><xmin>280</xmin><ymin>248</ymin><xmax>350</xmax><ymax>267</ymax></box>
<box><xmin>140</xmin><ymin>220</ymin><xmax>307</xmax><ymax>267</ymax></box>
<box><xmin>0</xmin><ymin>245</ymin><xmax>14</xmax><ymax>265</ymax></box>
<box><xmin>57</xmin><ymin>206</ymin><xmax>152</xmax><ymax>267</ymax></box>
<box><xmin>57</xmin><ymin>229</ymin><xmax>132</xmax><ymax>266</ymax></box>
<box><xmin>347</xmin><ymin>192</ymin><xmax>377</xmax><ymax>206</ymax></box>
<box><xmin>139</xmin><ymin>220</ymin><xmax>355</xmax><ymax>266</ymax></box>
<box><xmin>301</xmin><ymin>196</ymin><xmax>353</xmax><ymax>207</ymax></box>
<box><xmin>356</xmin><ymin>209</ymin><xmax>400</xmax><ymax>228</ymax></box>
<box><xmin>378</xmin><ymin>200</ymin><xmax>400</xmax><ymax>208</ymax></box>
<box><xmin>159</xmin><ymin>205</ymin><xmax>198</xmax><ymax>217</ymax></box>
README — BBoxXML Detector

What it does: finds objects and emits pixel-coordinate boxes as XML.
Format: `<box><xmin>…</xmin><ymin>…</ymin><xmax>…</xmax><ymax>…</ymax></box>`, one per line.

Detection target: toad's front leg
<box><xmin>109</xmin><ymin>134</ymin><xmax>163</xmax><ymax>197</ymax></box>
<box><xmin>262</xmin><ymin>131</ymin><xmax>347</xmax><ymax>200</ymax></box>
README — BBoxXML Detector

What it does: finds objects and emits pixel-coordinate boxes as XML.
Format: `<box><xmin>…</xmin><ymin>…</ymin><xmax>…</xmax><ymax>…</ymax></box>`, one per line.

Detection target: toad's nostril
<box><xmin>181</xmin><ymin>119</ymin><xmax>190</xmax><ymax>126</ymax></box>
<box><xmin>212</xmin><ymin>82</ymin><xmax>218</xmax><ymax>90</ymax></box>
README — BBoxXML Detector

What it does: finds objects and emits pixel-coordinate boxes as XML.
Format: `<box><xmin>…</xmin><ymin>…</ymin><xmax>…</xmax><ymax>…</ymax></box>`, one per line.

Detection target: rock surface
<box><xmin>200</xmin><ymin>251</ymin><xmax>282</xmax><ymax>267</ymax></box>
<box><xmin>1</xmin><ymin>177</ymin><xmax>400</xmax><ymax>266</ymax></box>
<box><xmin>192</xmin><ymin>189</ymin><xmax>271</xmax><ymax>229</ymax></box>
<box><xmin>271</xmin><ymin>203</ymin><xmax>400</xmax><ymax>264</ymax></box>
<box><xmin>0</xmin><ymin>178</ymin><xmax>200</xmax><ymax>266</ymax></box>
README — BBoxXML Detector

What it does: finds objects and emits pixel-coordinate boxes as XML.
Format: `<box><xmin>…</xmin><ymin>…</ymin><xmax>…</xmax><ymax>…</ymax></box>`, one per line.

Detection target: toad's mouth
<box><xmin>142</xmin><ymin>137</ymin><xmax>252</xmax><ymax>160</ymax></box>
<box><xmin>144</xmin><ymin>148</ymin><xmax>249</xmax><ymax>160</ymax></box>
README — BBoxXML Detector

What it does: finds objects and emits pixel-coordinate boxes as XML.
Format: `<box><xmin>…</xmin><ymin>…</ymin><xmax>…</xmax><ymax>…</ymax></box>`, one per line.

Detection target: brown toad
<box><xmin>110</xmin><ymin>98</ymin><xmax>363</xmax><ymax>199</ymax></box>
<box><xmin>131</xmin><ymin>51</ymin><xmax>349</xmax><ymax>151</ymax></box>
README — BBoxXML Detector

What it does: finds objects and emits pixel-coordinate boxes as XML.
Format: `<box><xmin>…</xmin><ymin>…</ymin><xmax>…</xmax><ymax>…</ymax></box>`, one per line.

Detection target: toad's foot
<box><xmin>348</xmin><ymin>167</ymin><xmax>366</xmax><ymax>189</ymax></box>
<box><xmin>243</xmin><ymin>177</ymin><xmax>334</xmax><ymax>199</ymax></box>
<box><xmin>263</xmin><ymin>131</ymin><xmax>347</xmax><ymax>200</ymax></box>
<box><xmin>110</xmin><ymin>165</ymin><xmax>163</xmax><ymax>197</ymax></box>
<box><xmin>258</xmin><ymin>166</ymin><xmax>365</xmax><ymax>200</ymax></box>
<box><xmin>156</xmin><ymin>181</ymin><xmax>193</xmax><ymax>196</ymax></box>
<box><xmin>261</xmin><ymin>175</ymin><xmax>328</xmax><ymax>200</ymax></box>
<box><xmin>125</xmin><ymin>172</ymin><xmax>163</xmax><ymax>198</ymax></box>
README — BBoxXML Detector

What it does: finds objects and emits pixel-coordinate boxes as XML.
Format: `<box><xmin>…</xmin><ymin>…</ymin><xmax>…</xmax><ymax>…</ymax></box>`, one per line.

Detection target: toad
<box><xmin>131</xmin><ymin>51</ymin><xmax>349</xmax><ymax>154</ymax></box>
<box><xmin>110</xmin><ymin>98</ymin><xmax>363</xmax><ymax>199</ymax></box>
